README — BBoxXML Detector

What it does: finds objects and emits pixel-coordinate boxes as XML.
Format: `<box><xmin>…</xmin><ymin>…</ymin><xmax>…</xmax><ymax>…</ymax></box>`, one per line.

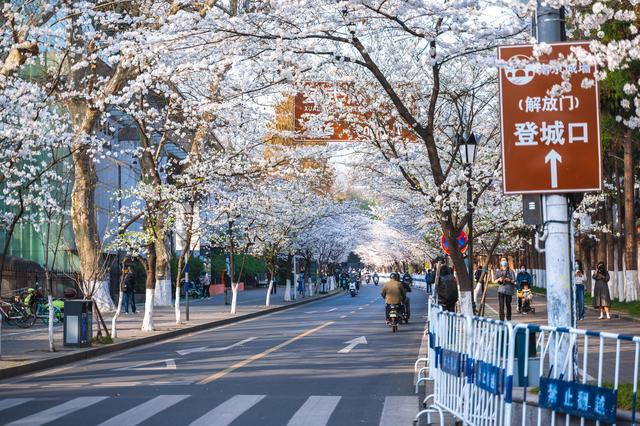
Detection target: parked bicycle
<box><xmin>0</xmin><ymin>296</ymin><xmax>36</xmax><ymax>328</ymax></box>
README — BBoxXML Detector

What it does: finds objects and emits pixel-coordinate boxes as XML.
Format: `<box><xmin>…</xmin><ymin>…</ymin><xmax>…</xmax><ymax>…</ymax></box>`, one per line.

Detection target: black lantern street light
<box><xmin>458</xmin><ymin>132</ymin><xmax>478</xmax><ymax>301</ymax></box>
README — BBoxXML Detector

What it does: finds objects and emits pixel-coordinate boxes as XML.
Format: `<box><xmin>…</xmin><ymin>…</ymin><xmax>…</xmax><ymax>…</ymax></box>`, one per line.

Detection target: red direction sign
<box><xmin>441</xmin><ymin>231</ymin><xmax>468</xmax><ymax>256</ymax></box>
<box><xmin>498</xmin><ymin>42</ymin><xmax>602</xmax><ymax>194</ymax></box>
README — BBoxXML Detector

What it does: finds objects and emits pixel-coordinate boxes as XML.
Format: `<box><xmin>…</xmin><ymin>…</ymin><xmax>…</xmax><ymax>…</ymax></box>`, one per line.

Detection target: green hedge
<box><xmin>209</xmin><ymin>253</ymin><xmax>265</xmax><ymax>282</ymax></box>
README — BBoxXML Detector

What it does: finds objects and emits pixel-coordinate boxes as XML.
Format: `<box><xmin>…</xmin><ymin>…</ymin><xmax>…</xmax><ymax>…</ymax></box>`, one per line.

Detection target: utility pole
<box><xmin>536</xmin><ymin>3</ymin><xmax>574</xmax><ymax>374</ymax></box>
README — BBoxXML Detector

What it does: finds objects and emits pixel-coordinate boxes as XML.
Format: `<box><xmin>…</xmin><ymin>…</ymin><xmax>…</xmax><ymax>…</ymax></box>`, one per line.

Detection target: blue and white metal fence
<box><xmin>415</xmin><ymin>297</ymin><xmax>639</xmax><ymax>425</ymax></box>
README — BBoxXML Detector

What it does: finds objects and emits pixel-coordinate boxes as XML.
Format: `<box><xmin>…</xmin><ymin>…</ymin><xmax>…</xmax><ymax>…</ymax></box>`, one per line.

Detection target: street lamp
<box><xmin>458</xmin><ymin>132</ymin><xmax>478</xmax><ymax>309</ymax></box>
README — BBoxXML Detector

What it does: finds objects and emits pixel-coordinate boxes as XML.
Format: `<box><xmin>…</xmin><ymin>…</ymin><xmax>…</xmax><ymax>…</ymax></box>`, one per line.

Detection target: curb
<box><xmin>0</xmin><ymin>290</ymin><xmax>341</xmax><ymax>381</ymax></box>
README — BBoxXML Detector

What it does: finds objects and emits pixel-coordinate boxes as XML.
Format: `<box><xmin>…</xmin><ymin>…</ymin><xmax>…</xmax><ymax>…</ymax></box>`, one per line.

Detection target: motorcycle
<box><xmin>387</xmin><ymin>304</ymin><xmax>401</xmax><ymax>332</ymax></box>
<box><xmin>372</xmin><ymin>274</ymin><xmax>379</xmax><ymax>286</ymax></box>
<box><xmin>349</xmin><ymin>282</ymin><xmax>357</xmax><ymax>297</ymax></box>
<box><xmin>365</xmin><ymin>274</ymin><xmax>371</xmax><ymax>285</ymax></box>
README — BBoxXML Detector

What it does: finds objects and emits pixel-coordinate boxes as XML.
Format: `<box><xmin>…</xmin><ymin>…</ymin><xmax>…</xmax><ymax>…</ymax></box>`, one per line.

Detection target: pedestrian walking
<box><xmin>575</xmin><ymin>261</ymin><xmax>586</xmax><ymax>321</ymax></box>
<box><xmin>495</xmin><ymin>257</ymin><xmax>515</xmax><ymax>321</ymax></box>
<box><xmin>592</xmin><ymin>261</ymin><xmax>611</xmax><ymax>319</ymax></box>
<box><xmin>435</xmin><ymin>257</ymin><xmax>458</xmax><ymax>312</ymax></box>
<box><xmin>515</xmin><ymin>265</ymin><xmax>532</xmax><ymax>314</ymax></box>
<box><xmin>201</xmin><ymin>271</ymin><xmax>210</xmax><ymax>298</ymax></box>
<box><xmin>425</xmin><ymin>268</ymin><xmax>434</xmax><ymax>295</ymax></box>
<box><xmin>122</xmin><ymin>265</ymin><xmax>137</xmax><ymax>314</ymax></box>
<box><xmin>223</xmin><ymin>268</ymin><xmax>231</xmax><ymax>305</ymax></box>
<box><xmin>297</xmin><ymin>271</ymin><xmax>305</xmax><ymax>297</ymax></box>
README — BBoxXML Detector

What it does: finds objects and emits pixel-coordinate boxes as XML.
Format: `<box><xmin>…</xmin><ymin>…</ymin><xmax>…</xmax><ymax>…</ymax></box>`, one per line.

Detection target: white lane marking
<box><xmin>326</xmin><ymin>308</ymin><xmax>337</xmax><ymax>312</ymax></box>
<box><xmin>189</xmin><ymin>395</ymin><xmax>265</xmax><ymax>426</ymax></box>
<box><xmin>97</xmin><ymin>395</ymin><xmax>189</xmax><ymax>426</ymax></box>
<box><xmin>6</xmin><ymin>396</ymin><xmax>108</xmax><ymax>426</ymax></box>
<box><xmin>338</xmin><ymin>336</ymin><xmax>367</xmax><ymax>354</ymax></box>
<box><xmin>93</xmin><ymin>382</ymin><xmax>141</xmax><ymax>388</ymax></box>
<box><xmin>358</xmin><ymin>307</ymin><xmax>363</xmax><ymax>310</ymax></box>
<box><xmin>177</xmin><ymin>337</ymin><xmax>256</xmax><ymax>356</ymax></box>
<box><xmin>339</xmin><ymin>315</ymin><xmax>347</xmax><ymax>319</ymax></box>
<box><xmin>0</xmin><ymin>399</ymin><xmax>32</xmax><ymax>412</ymax></box>
<box><xmin>42</xmin><ymin>383</ymin><xmax>90</xmax><ymax>388</ymax></box>
<box><xmin>287</xmin><ymin>396</ymin><xmax>341</xmax><ymax>426</ymax></box>
<box><xmin>379</xmin><ymin>396</ymin><xmax>416</xmax><ymax>426</ymax></box>
<box><xmin>349</xmin><ymin>311</ymin><xmax>355</xmax><ymax>314</ymax></box>
<box><xmin>114</xmin><ymin>358</ymin><xmax>176</xmax><ymax>371</ymax></box>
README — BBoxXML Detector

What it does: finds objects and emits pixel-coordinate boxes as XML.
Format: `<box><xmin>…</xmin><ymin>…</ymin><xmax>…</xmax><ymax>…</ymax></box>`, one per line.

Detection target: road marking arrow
<box><xmin>338</xmin><ymin>336</ymin><xmax>367</xmax><ymax>353</ymax></box>
<box><xmin>544</xmin><ymin>149</ymin><xmax>562</xmax><ymax>188</ymax></box>
<box><xmin>114</xmin><ymin>358</ymin><xmax>176</xmax><ymax>371</ymax></box>
<box><xmin>176</xmin><ymin>337</ymin><xmax>256</xmax><ymax>356</ymax></box>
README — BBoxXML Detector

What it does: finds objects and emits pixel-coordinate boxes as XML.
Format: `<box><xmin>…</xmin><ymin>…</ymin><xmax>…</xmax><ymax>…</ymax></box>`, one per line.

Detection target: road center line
<box><xmin>198</xmin><ymin>321</ymin><xmax>334</xmax><ymax>384</ymax></box>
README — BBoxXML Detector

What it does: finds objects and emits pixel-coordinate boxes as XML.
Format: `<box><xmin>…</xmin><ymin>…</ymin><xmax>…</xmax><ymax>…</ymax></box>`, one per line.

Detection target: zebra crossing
<box><xmin>0</xmin><ymin>394</ymin><xmax>417</xmax><ymax>426</ymax></box>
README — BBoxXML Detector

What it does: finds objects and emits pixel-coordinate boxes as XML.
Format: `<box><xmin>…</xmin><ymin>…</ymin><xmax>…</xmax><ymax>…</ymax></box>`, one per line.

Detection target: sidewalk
<box><xmin>0</xmin><ymin>287</ymin><xmax>335</xmax><ymax>378</ymax></box>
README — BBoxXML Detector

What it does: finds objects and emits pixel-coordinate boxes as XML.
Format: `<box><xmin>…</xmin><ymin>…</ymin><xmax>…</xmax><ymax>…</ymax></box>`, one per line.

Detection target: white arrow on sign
<box><xmin>544</xmin><ymin>149</ymin><xmax>562</xmax><ymax>189</ymax></box>
<box><xmin>338</xmin><ymin>336</ymin><xmax>367</xmax><ymax>353</ymax></box>
<box><xmin>114</xmin><ymin>358</ymin><xmax>176</xmax><ymax>371</ymax></box>
<box><xmin>176</xmin><ymin>337</ymin><xmax>256</xmax><ymax>356</ymax></box>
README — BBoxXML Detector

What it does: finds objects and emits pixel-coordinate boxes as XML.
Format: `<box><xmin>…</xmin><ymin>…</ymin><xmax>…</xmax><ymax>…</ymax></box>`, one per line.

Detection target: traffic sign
<box><xmin>441</xmin><ymin>231</ymin><xmax>468</xmax><ymax>256</ymax></box>
<box><xmin>498</xmin><ymin>42</ymin><xmax>602</xmax><ymax>194</ymax></box>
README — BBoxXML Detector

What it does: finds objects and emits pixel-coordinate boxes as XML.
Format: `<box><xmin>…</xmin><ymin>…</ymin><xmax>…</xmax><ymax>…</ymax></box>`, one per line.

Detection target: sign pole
<box><xmin>536</xmin><ymin>1</ymin><xmax>573</xmax><ymax>370</ymax></box>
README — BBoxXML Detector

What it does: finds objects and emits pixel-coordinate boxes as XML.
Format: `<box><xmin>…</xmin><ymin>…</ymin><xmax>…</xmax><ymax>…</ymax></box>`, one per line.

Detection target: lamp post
<box><xmin>458</xmin><ymin>132</ymin><xmax>478</xmax><ymax>302</ymax></box>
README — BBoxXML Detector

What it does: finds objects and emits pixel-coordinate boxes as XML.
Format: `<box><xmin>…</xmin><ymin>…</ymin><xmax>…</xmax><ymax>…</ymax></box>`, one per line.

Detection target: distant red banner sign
<box><xmin>294</xmin><ymin>83</ymin><xmax>416</xmax><ymax>143</ymax></box>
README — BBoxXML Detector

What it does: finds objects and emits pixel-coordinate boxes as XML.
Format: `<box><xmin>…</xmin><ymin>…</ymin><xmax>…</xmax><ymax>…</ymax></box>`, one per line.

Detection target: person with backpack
<box><xmin>436</xmin><ymin>258</ymin><xmax>458</xmax><ymax>312</ymax></box>
<box><xmin>122</xmin><ymin>265</ymin><xmax>137</xmax><ymax>314</ymax></box>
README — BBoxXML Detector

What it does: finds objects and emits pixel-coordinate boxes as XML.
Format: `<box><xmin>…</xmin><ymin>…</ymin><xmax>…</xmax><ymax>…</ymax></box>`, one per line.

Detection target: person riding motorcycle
<box><xmin>400</xmin><ymin>272</ymin><xmax>412</xmax><ymax>320</ymax></box>
<box><xmin>365</xmin><ymin>272</ymin><xmax>371</xmax><ymax>284</ymax></box>
<box><xmin>380</xmin><ymin>272</ymin><xmax>406</xmax><ymax>323</ymax></box>
<box><xmin>372</xmin><ymin>272</ymin><xmax>379</xmax><ymax>285</ymax></box>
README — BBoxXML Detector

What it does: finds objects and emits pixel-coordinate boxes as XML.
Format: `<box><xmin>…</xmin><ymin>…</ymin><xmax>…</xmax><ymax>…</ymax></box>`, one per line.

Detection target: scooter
<box><xmin>349</xmin><ymin>282</ymin><xmax>357</xmax><ymax>297</ymax></box>
<box><xmin>387</xmin><ymin>304</ymin><xmax>401</xmax><ymax>332</ymax></box>
<box><xmin>365</xmin><ymin>274</ymin><xmax>371</xmax><ymax>285</ymax></box>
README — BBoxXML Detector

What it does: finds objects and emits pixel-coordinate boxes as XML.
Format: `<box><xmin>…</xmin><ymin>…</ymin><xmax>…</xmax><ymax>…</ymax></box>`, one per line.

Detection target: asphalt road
<box><xmin>0</xmin><ymin>284</ymin><xmax>428</xmax><ymax>426</ymax></box>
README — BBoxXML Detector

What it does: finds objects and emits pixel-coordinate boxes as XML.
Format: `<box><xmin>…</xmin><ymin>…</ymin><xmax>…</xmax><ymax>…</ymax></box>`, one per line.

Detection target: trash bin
<box><xmin>513</xmin><ymin>328</ymin><xmax>539</xmax><ymax>387</ymax></box>
<box><xmin>63</xmin><ymin>300</ymin><xmax>93</xmax><ymax>347</ymax></box>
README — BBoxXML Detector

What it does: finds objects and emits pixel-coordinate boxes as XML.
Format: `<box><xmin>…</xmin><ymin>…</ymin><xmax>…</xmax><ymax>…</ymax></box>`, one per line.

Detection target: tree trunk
<box><xmin>284</xmin><ymin>253</ymin><xmax>293</xmax><ymax>302</ymax></box>
<box><xmin>623</xmin><ymin>132</ymin><xmax>638</xmax><ymax>301</ymax></box>
<box><xmin>141</xmin><ymin>243</ymin><xmax>157</xmax><ymax>331</ymax></box>
<box><xmin>266</xmin><ymin>277</ymin><xmax>273</xmax><ymax>307</ymax></box>
<box><xmin>67</xmin><ymin>62</ymin><xmax>129</xmax><ymax>312</ymax></box>
<box><xmin>442</xmin><ymin>219</ymin><xmax>473</xmax><ymax>315</ymax></box>
<box><xmin>597</xmin><ymin>198</ymin><xmax>607</xmax><ymax>268</ymax></box>
<box><xmin>71</xmin><ymin>143</ymin><xmax>115</xmax><ymax>311</ymax></box>
<box><xmin>154</xmin><ymin>238</ymin><xmax>172</xmax><ymax>307</ymax></box>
